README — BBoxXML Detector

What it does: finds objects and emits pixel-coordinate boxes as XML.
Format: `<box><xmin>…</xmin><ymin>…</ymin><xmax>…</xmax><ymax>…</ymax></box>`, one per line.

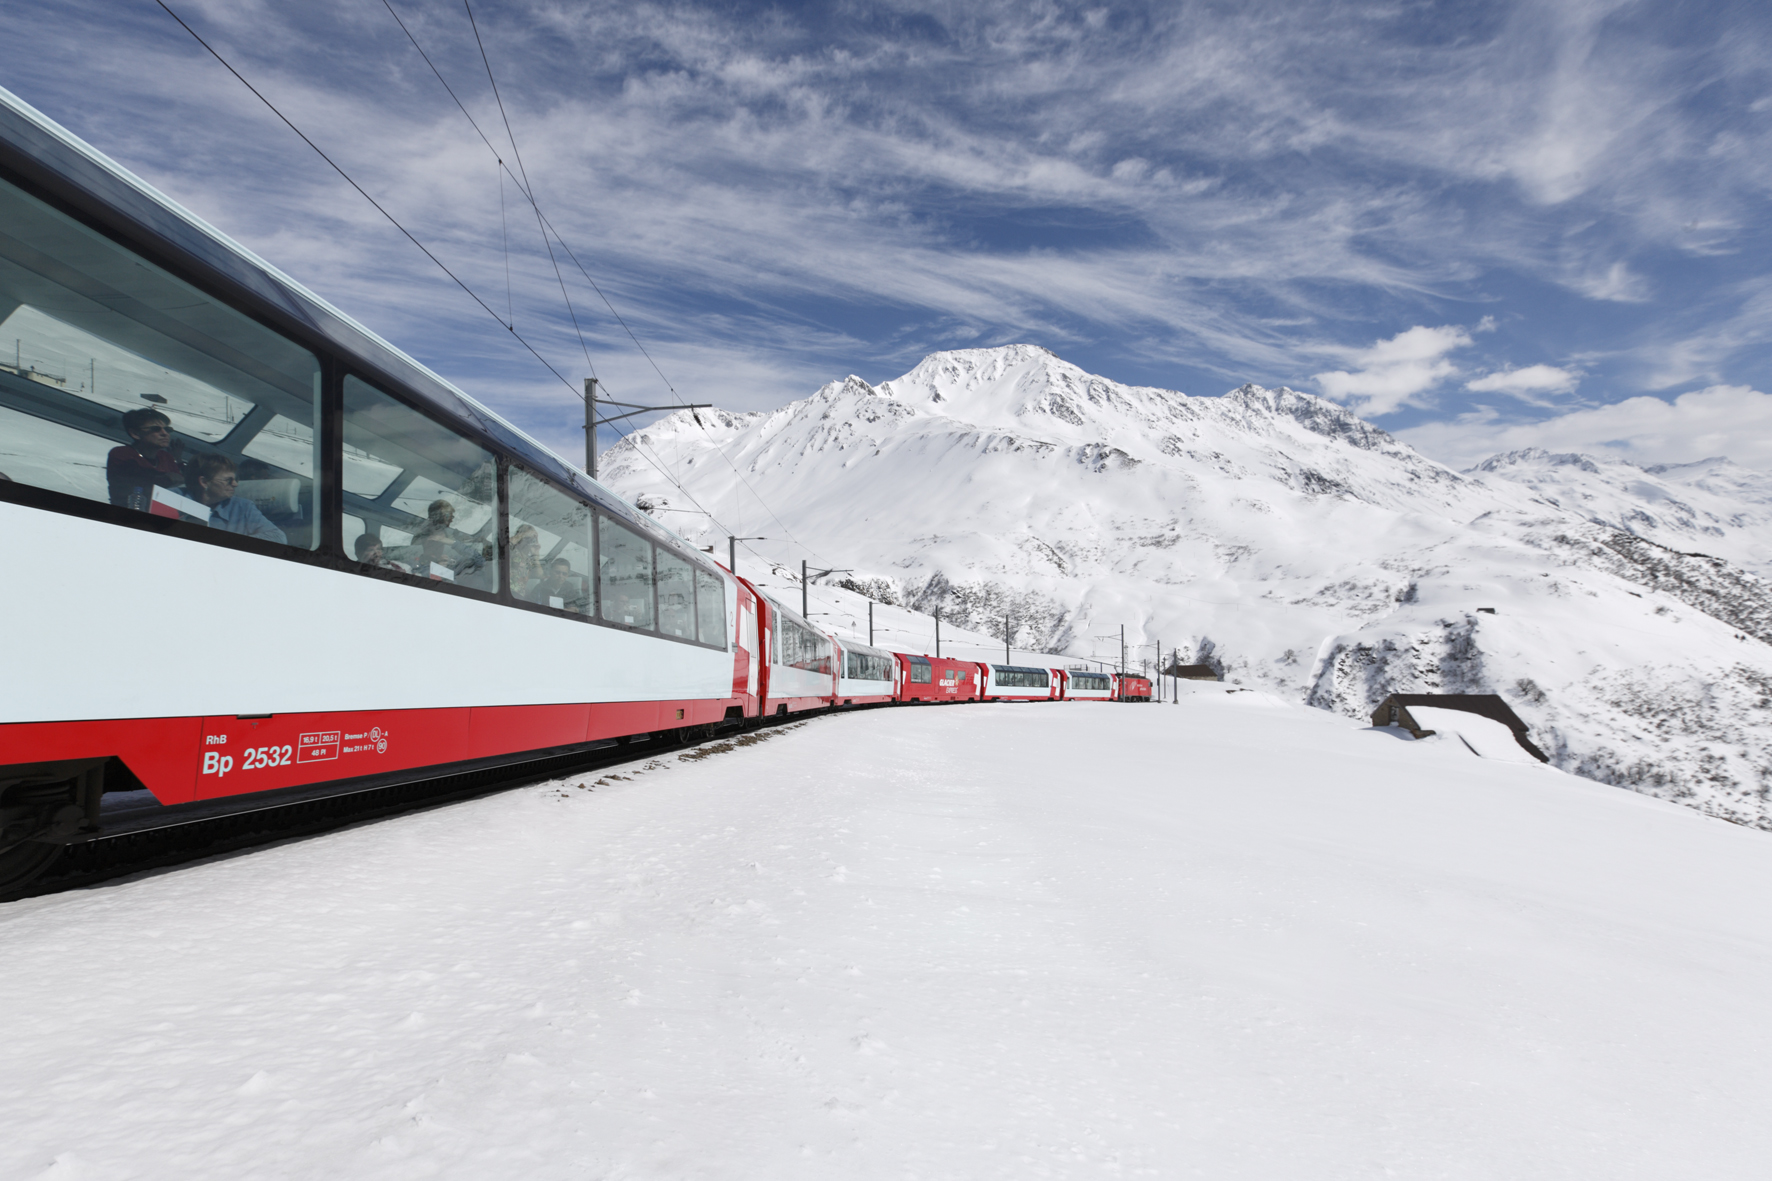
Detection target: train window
<box><xmin>695</xmin><ymin>569</ymin><xmax>725</xmax><ymax>648</ymax></box>
<box><xmin>0</xmin><ymin>175</ymin><xmax>321</xmax><ymax>547</ymax></box>
<box><xmin>1071</xmin><ymin>673</ymin><xmax>1110</xmax><ymax>692</ymax></box>
<box><xmin>340</xmin><ymin>376</ymin><xmax>498</xmax><ymax>590</ymax></box>
<box><xmin>779</xmin><ymin>617</ymin><xmax>831</xmax><ymax>673</ymax></box>
<box><xmin>992</xmin><ymin>666</ymin><xmax>1049</xmax><ymax>689</ymax></box>
<box><xmin>845</xmin><ymin>651</ymin><xmax>894</xmax><ymax>681</ymax></box>
<box><xmin>656</xmin><ymin>549</ymin><xmax>695</xmax><ymax>639</ymax></box>
<box><xmin>508</xmin><ymin>467</ymin><xmax>592</xmax><ymax>614</ymax></box>
<box><xmin>598</xmin><ymin>514</ymin><xmax>654</xmax><ymax>629</ymax></box>
<box><xmin>908</xmin><ymin>658</ymin><xmax>932</xmax><ymax>684</ymax></box>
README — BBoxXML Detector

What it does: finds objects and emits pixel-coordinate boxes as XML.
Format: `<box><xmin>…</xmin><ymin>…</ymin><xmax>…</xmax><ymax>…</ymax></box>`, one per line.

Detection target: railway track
<box><xmin>7</xmin><ymin>727</ymin><xmax>727</xmax><ymax>904</ymax></box>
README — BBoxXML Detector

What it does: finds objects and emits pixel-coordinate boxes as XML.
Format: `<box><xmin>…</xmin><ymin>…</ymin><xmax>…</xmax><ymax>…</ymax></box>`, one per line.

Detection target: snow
<box><xmin>598</xmin><ymin>344</ymin><xmax>1772</xmax><ymax>828</ymax></box>
<box><xmin>1398</xmin><ymin>706</ymin><xmax>1543</xmax><ymax>764</ymax></box>
<box><xmin>7</xmin><ymin>699</ymin><xmax>1772</xmax><ymax>1179</ymax></box>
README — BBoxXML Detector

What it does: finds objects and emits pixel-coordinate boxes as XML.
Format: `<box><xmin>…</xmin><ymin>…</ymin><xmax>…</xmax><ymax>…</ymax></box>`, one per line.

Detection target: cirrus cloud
<box><xmin>1397</xmin><ymin>384</ymin><xmax>1772</xmax><ymax>471</ymax></box>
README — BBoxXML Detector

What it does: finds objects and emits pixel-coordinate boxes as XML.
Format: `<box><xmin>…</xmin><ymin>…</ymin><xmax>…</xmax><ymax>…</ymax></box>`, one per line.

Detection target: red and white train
<box><xmin>0</xmin><ymin>91</ymin><xmax>1152</xmax><ymax>895</ymax></box>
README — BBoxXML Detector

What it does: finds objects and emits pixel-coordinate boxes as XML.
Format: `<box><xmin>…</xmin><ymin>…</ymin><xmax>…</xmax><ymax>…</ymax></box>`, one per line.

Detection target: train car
<box><xmin>833</xmin><ymin>638</ymin><xmax>898</xmax><ymax>707</ymax></box>
<box><xmin>1114</xmin><ymin>674</ymin><xmax>1154</xmax><ymax>702</ymax></box>
<box><xmin>1065</xmin><ymin>670</ymin><xmax>1114</xmax><ymax>701</ymax></box>
<box><xmin>756</xmin><ymin>593</ymin><xmax>836</xmax><ymax>716</ymax></box>
<box><xmin>894</xmin><ymin>654</ymin><xmax>979</xmax><ymax>704</ymax></box>
<box><xmin>0</xmin><ymin>90</ymin><xmax>762</xmax><ymax>894</ymax></box>
<box><xmin>980</xmin><ymin>664</ymin><xmax>1058</xmax><ymax>702</ymax></box>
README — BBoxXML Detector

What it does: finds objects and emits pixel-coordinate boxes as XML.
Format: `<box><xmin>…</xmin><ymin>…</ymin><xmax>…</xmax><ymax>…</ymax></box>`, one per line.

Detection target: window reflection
<box><xmin>695</xmin><ymin>570</ymin><xmax>725</xmax><ymax>648</ymax></box>
<box><xmin>657</xmin><ymin>550</ymin><xmax>694</xmax><ymax>639</ymax></box>
<box><xmin>340</xmin><ymin>376</ymin><xmax>498</xmax><ymax>590</ymax></box>
<box><xmin>599</xmin><ymin>516</ymin><xmax>654</xmax><ymax>628</ymax></box>
<box><xmin>0</xmin><ymin>176</ymin><xmax>320</xmax><ymax>548</ymax></box>
<box><xmin>509</xmin><ymin>468</ymin><xmax>592</xmax><ymax>613</ymax></box>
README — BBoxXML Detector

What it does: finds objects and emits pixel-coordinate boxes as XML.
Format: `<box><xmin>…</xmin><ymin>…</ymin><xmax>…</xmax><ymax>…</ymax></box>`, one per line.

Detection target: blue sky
<box><xmin>6</xmin><ymin>0</ymin><xmax>1772</xmax><ymax>468</ymax></box>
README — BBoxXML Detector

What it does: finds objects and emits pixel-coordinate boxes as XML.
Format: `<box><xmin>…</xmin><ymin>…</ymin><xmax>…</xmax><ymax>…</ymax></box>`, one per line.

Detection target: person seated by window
<box><xmin>531</xmin><ymin>557</ymin><xmax>588</xmax><ymax>612</ymax></box>
<box><xmin>354</xmin><ymin>533</ymin><xmax>409</xmax><ymax>573</ymax></box>
<box><xmin>510</xmin><ymin>524</ymin><xmax>544</xmax><ymax>595</ymax></box>
<box><xmin>184</xmin><ymin>452</ymin><xmax>286</xmax><ymax>543</ymax></box>
<box><xmin>425</xmin><ymin>498</ymin><xmax>456</xmax><ymax>535</ymax></box>
<box><xmin>106</xmin><ymin>407</ymin><xmax>185</xmax><ymax>509</ymax></box>
<box><xmin>411</xmin><ymin>526</ymin><xmax>457</xmax><ymax>577</ymax></box>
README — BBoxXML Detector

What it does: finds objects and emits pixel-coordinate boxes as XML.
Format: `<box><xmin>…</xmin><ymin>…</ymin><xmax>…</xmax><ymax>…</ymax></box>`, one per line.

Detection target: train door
<box><xmin>733</xmin><ymin>587</ymin><xmax>760</xmax><ymax>716</ymax></box>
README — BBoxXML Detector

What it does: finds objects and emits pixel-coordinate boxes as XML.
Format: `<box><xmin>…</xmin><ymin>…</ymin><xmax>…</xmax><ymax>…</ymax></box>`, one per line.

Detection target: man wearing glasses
<box><xmin>185</xmin><ymin>452</ymin><xmax>285</xmax><ymax>543</ymax></box>
<box><xmin>105</xmin><ymin>407</ymin><xmax>185</xmax><ymax>510</ymax></box>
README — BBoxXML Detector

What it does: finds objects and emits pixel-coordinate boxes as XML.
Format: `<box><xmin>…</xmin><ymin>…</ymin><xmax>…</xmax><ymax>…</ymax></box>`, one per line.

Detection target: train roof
<box><xmin>0</xmin><ymin>85</ymin><xmax>715</xmax><ymax>572</ymax></box>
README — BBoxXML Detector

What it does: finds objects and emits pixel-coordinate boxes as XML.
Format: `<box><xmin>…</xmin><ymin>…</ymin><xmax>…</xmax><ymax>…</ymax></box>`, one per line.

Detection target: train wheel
<box><xmin>0</xmin><ymin>781</ymin><xmax>76</xmax><ymax>899</ymax></box>
<box><xmin>0</xmin><ymin>837</ymin><xmax>61</xmax><ymax>899</ymax></box>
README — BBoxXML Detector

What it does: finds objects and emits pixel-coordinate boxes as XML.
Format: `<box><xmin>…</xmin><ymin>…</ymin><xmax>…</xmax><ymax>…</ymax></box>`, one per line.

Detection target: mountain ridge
<box><xmin>603</xmin><ymin>345</ymin><xmax>1772</xmax><ymax>828</ymax></box>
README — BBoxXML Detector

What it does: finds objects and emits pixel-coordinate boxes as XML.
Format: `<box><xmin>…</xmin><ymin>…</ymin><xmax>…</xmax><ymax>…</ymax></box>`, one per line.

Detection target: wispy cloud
<box><xmin>1314</xmin><ymin>325</ymin><xmax>1473</xmax><ymax>416</ymax></box>
<box><xmin>1399</xmin><ymin>384</ymin><xmax>1772</xmax><ymax>470</ymax></box>
<box><xmin>1465</xmin><ymin>364</ymin><xmax>1581</xmax><ymax>399</ymax></box>
<box><xmin>1</xmin><ymin>0</ymin><xmax>1768</xmax><ymax>456</ymax></box>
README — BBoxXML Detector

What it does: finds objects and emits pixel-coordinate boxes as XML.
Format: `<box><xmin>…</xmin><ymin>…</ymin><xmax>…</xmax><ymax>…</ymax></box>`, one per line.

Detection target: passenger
<box><xmin>509</xmin><ymin>524</ymin><xmax>543</xmax><ymax>594</ymax></box>
<box><xmin>354</xmin><ymin>533</ymin><xmax>410</xmax><ymax>573</ymax></box>
<box><xmin>425</xmin><ymin>498</ymin><xmax>456</xmax><ymax>533</ymax></box>
<box><xmin>184</xmin><ymin>453</ymin><xmax>286</xmax><ymax>543</ymax></box>
<box><xmin>106</xmin><ymin>407</ymin><xmax>184</xmax><ymax>509</ymax></box>
<box><xmin>532</xmin><ymin>557</ymin><xmax>587</xmax><ymax>612</ymax></box>
<box><xmin>412</xmin><ymin>526</ymin><xmax>457</xmax><ymax>577</ymax></box>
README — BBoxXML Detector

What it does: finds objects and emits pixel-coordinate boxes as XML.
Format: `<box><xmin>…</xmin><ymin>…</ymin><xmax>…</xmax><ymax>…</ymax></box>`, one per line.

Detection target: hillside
<box><xmin>8</xmin><ymin>703</ymin><xmax>1772</xmax><ymax>1177</ymax></box>
<box><xmin>601</xmin><ymin>345</ymin><xmax>1772</xmax><ymax>827</ymax></box>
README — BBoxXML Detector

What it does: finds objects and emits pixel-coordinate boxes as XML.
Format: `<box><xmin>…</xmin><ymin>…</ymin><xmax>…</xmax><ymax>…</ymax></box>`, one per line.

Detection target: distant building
<box><xmin>1371</xmin><ymin>693</ymin><xmax>1549</xmax><ymax>763</ymax></box>
<box><xmin>1171</xmin><ymin>664</ymin><xmax>1220</xmax><ymax>681</ymax></box>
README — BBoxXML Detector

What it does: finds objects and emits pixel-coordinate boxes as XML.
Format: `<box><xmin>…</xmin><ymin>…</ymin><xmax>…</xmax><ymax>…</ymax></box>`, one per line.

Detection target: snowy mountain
<box><xmin>1468</xmin><ymin>449</ymin><xmax>1772</xmax><ymax>576</ymax></box>
<box><xmin>601</xmin><ymin>345</ymin><xmax>1772</xmax><ymax>828</ymax></box>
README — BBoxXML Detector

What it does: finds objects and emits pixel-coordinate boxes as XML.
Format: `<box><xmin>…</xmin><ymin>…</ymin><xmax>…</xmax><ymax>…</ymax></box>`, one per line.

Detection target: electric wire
<box><xmin>463</xmin><ymin>0</ymin><xmax>597</xmax><ymax>378</ymax></box>
<box><xmin>151</xmin><ymin>0</ymin><xmax>581</xmax><ymax>398</ymax></box>
<box><xmin>152</xmin><ymin>0</ymin><xmax>730</xmax><ymax>550</ymax></box>
<box><xmin>384</xmin><ymin>0</ymin><xmax>821</xmax><ymax>563</ymax></box>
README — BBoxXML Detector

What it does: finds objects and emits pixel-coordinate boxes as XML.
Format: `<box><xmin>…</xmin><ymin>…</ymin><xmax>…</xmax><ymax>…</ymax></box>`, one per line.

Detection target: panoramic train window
<box><xmin>695</xmin><ymin>569</ymin><xmax>725</xmax><ymax>648</ymax></box>
<box><xmin>778</xmin><ymin>616</ymin><xmax>831</xmax><ymax>673</ymax></box>
<box><xmin>993</xmin><ymin>666</ymin><xmax>1049</xmax><ymax>689</ymax></box>
<box><xmin>598</xmin><ymin>515</ymin><xmax>654</xmax><ymax>629</ymax></box>
<box><xmin>845</xmin><ymin>650</ymin><xmax>894</xmax><ymax>681</ymax></box>
<box><xmin>656</xmin><ymin>549</ymin><xmax>695</xmax><ymax>639</ymax></box>
<box><xmin>0</xmin><ymin>176</ymin><xmax>321</xmax><ymax>548</ymax></box>
<box><xmin>340</xmin><ymin>376</ymin><xmax>498</xmax><ymax>590</ymax></box>
<box><xmin>907</xmin><ymin>657</ymin><xmax>932</xmax><ymax>684</ymax></box>
<box><xmin>508</xmin><ymin>467</ymin><xmax>591</xmax><ymax>614</ymax></box>
<box><xmin>1071</xmin><ymin>673</ymin><xmax>1111</xmax><ymax>692</ymax></box>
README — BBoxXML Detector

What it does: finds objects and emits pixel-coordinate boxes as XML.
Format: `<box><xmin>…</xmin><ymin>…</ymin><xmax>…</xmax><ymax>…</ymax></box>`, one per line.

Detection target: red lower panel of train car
<box><xmin>1114</xmin><ymin>676</ymin><xmax>1154</xmax><ymax>702</ymax></box>
<box><xmin>0</xmin><ymin>696</ymin><xmax>741</xmax><ymax>806</ymax></box>
<box><xmin>896</xmin><ymin>655</ymin><xmax>980</xmax><ymax>703</ymax></box>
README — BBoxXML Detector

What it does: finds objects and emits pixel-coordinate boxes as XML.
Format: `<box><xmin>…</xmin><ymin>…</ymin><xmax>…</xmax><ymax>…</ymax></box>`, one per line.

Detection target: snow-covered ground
<box><xmin>7</xmin><ymin>696</ymin><xmax>1772</xmax><ymax>1179</ymax></box>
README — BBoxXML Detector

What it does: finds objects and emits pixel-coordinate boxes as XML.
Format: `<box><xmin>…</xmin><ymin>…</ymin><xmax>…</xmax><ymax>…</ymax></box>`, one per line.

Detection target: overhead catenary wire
<box><xmin>151</xmin><ymin>0</ymin><xmax>744</xmax><ymax>549</ymax></box>
<box><xmin>378</xmin><ymin>0</ymin><xmax>826</xmax><ymax>565</ymax></box>
<box><xmin>149</xmin><ymin>0</ymin><xmax>587</xmax><ymax>398</ymax></box>
<box><xmin>463</xmin><ymin>0</ymin><xmax>597</xmax><ymax>378</ymax></box>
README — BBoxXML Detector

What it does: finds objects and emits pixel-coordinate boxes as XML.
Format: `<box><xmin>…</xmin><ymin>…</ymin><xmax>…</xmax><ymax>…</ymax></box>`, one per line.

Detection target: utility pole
<box><xmin>584</xmin><ymin>378</ymin><xmax>597</xmax><ymax>476</ymax></box>
<box><xmin>727</xmin><ymin>535</ymin><xmax>765</xmax><ymax>577</ymax></box>
<box><xmin>935</xmin><ymin>610</ymin><xmax>942</xmax><ymax>657</ymax></box>
<box><xmin>868</xmin><ymin>600</ymin><xmax>874</xmax><ymax>646</ymax></box>
<box><xmin>800</xmin><ymin>560</ymin><xmax>851</xmax><ymax>619</ymax></box>
<box><xmin>1120</xmin><ymin>625</ymin><xmax>1125</xmax><ymax>676</ymax></box>
<box><xmin>1004</xmin><ymin>612</ymin><xmax>1010</xmax><ymax>665</ymax></box>
<box><xmin>584</xmin><ymin>376</ymin><xmax>709</xmax><ymax>480</ymax></box>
